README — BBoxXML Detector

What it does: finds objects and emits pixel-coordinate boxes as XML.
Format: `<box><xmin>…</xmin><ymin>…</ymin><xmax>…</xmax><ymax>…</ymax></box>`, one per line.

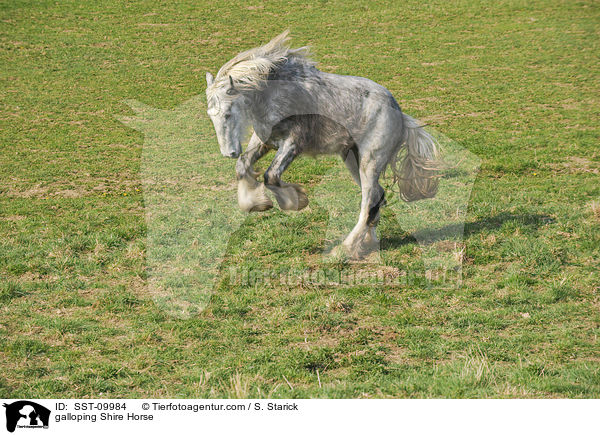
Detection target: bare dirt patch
<box><xmin>547</xmin><ymin>156</ymin><xmax>599</xmax><ymax>175</ymax></box>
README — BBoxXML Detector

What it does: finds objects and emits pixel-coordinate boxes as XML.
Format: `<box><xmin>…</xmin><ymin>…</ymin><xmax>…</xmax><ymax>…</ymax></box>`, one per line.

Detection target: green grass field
<box><xmin>1</xmin><ymin>0</ymin><xmax>598</xmax><ymax>398</ymax></box>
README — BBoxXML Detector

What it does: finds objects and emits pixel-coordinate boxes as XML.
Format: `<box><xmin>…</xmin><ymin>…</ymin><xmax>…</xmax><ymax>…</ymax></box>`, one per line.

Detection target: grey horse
<box><xmin>206</xmin><ymin>31</ymin><xmax>439</xmax><ymax>259</ymax></box>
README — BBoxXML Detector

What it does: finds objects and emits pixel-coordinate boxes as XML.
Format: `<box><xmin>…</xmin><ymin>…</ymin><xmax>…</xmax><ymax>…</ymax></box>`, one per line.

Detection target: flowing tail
<box><xmin>389</xmin><ymin>113</ymin><xmax>441</xmax><ymax>202</ymax></box>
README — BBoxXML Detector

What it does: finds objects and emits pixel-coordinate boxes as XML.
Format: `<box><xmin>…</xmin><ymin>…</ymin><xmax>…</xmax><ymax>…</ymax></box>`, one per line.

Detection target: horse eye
<box><xmin>224</xmin><ymin>113</ymin><xmax>231</xmax><ymax>120</ymax></box>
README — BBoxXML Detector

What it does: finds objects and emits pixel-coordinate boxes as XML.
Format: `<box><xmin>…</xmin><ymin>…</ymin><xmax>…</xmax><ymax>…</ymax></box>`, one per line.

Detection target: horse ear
<box><xmin>205</xmin><ymin>72</ymin><xmax>214</xmax><ymax>86</ymax></box>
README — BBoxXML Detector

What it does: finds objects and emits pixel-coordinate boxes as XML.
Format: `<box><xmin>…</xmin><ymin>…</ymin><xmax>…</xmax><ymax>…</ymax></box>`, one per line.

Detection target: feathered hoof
<box><xmin>269</xmin><ymin>183</ymin><xmax>309</xmax><ymax>211</ymax></box>
<box><xmin>247</xmin><ymin>197</ymin><xmax>273</xmax><ymax>212</ymax></box>
<box><xmin>238</xmin><ymin>194</ymin><xmax>273</xmax><ymax>213</ymax></box>
<box><xmin>238</xmin><ymin>177</ymin><xmax>273</xmax><ymax>213</ymax></box>
<box><xmin>341</xmin><ymin>233</ymin><xmax>379</xmax><ymax>261</ymax></box>
<box><xmin>327</xmin><ymin>244</ymin><xmax>350</xmax><ymax>262</ymax></box>
<box><xmin>291</xmin><ymin>184</ymin><xmax>309</xmax><ymax>211</ymax></box>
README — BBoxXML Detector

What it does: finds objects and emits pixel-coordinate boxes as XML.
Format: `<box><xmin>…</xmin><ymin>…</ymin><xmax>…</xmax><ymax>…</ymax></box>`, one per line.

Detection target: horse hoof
<box><xmin>270</xmin><ymin>183</ymin><xmax>309</xmax><ymax>211</ymax></box>
<box><xmin>329</xmin><ymin>243</ymin><xmax>367</xmax><ymax>262</ymax></box>
<box><xmin>293</xmin><ymin>185</ymin><xmax>309</xmax><ymax>210</ymax></box>
<box><xmin>341</xmin><ymin>237</ymin><xmax>379</xmax><ymax>261</ymax></box>
<box><xmin>238</xmin><ymin>194</ymin><xmax>273</xmax><ymax>212</ymax></box>
<box><xmin>238</xmin><ymin>177</ymin><xmax>273</xmax><ymax>212</ymax></box>
<box><xmin>248</xmin><ymin>199</ymin><xmax>273</xmax><ymax>212</ymax></box>
<box><xmin>347</xmin><ymin>247</ymin><xmax>368</xmax><ymax>261</ymax></box>
<box><xmin>326</xmin><ymin>244</ymin><xmax>350</xmax><ymax>262</ymax></box>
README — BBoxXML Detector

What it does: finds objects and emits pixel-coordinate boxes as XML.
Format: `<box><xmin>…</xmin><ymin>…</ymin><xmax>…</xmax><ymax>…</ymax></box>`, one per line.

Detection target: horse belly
<box><xmin>304</xmin><ymin>138</ymin><xmax>353</xmax><ymax>156</ymax></box>
<box><xmin>268</xmin><ymin>114</ymin><xmax>355</xmax><ymax>156</ymax></box>
<box><xmin>303</xmin><ymin>116</ymin><xmax>355</xmax><ymax>156</ymax></box>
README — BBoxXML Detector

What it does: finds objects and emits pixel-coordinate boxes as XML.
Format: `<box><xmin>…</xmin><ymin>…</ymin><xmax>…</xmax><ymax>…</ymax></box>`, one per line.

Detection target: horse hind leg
<box><xmin>342</xmin><ymin>163</ymin><xmax>385</xmax><ymax>259</ymax></box>
<box><xmin>341</xmin><ymin>145</ymin><xmax>361</xmax><ymax>187</ymax></box>
<box><xmin>364</xmin><ymin>186</ymin><xmax>385</xmax><ymax>247</ymax></box>
<box><xmin>264</xmin><ymin>140</ymin><xmax>308</xmax><ymax>211</ymax></box>
<box><xmin>342</xmin><ymin>145</ymin><xmax>385</xmax><ymax>250</ymax></box>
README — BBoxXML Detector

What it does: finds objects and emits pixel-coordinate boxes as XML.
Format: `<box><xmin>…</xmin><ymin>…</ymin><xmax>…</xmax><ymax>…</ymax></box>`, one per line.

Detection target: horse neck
<box><xmin>247</xmin><ymin>75</ymin><xmax>320</xmax><ymax>142</ymax></box>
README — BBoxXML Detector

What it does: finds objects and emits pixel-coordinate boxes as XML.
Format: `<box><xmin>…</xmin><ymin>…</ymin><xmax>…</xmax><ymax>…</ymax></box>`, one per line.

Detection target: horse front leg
<box><xmin>263</xmin><ymin>140</ymin><xmax>308</xmax><ymax>211</ymax></box>
<box><xmin>236</xmin><ymin>133</ymin><xmax>273</xmax><ymax>212</ymax></box>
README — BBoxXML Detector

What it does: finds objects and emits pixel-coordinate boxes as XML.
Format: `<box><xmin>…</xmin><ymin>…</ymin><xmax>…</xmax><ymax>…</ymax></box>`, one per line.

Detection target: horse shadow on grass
<box><xmin>381</xmin><ymin>211</ymin><xmax>555</xmax><ymax>249</ymax></box>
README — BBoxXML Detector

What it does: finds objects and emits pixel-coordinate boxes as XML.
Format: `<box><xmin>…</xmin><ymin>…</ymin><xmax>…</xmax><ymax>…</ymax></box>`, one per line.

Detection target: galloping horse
<box><xmin>206</xmin><ymin>31</ymin><xmax>439</xmax><ymax>259</ymax></box>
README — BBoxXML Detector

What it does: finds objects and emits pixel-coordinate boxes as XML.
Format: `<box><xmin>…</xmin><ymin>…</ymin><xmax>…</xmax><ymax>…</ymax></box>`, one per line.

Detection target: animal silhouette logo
<box><xmin>119</xmin><ymin>93</ymin><xmax>479</xmax><ymax>317</ymax></box>
<box><xmin>3</xmin><ymin>401</ymin><xmax>50</xmax><ymax>432</ymax></box>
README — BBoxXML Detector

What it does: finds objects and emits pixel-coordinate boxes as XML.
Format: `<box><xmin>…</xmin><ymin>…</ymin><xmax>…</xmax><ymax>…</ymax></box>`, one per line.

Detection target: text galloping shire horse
<box><xmin>205</xmin><ymin>31</ymin><xmax>440</xmax><ymax>259</ymax></box>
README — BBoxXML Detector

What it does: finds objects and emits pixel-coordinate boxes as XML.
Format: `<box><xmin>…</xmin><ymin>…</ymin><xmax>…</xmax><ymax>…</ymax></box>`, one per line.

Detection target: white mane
<box><xmin>206</xmin><ymin>30</ymin><xmax>314</xmax><ymax>100</ymax></box>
